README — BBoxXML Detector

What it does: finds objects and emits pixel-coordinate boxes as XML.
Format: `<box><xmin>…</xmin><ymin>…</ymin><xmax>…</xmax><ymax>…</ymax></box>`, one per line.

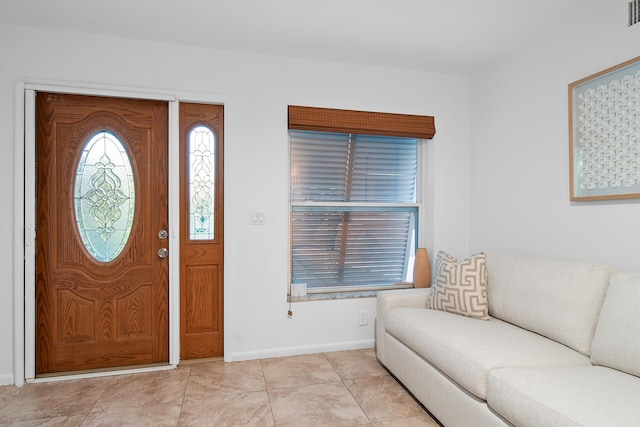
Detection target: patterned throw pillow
<box><xmin>426</xmin><ymin>251</ymin><xmax>489</xmax><ymax>320</ymax></box>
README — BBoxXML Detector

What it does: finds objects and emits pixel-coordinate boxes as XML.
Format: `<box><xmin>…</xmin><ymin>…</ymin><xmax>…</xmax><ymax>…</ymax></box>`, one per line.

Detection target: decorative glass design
<box><xmin>75</xmin><ymin>131</ymin><xmax>135</xmax><ymax>262</ymax></box>
<box><xmin>189</xmin><ymin>126</ymin><xmax>216</xmax><ymax>240</ymax></box>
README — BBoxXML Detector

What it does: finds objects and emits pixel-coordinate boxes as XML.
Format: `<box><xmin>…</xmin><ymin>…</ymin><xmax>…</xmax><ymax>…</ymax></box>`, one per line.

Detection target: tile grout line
<box><xmin>324</xmin><ymin>351</ymin><xmax>375</xmax><ymax>426</ymax></box>
<box><xmin>81</xmin><ymin>374</ymin><xmax>117</xmax><ymax>426</ymax></box>
<box><xmin>259</xmin><ymin>359</ymin><xmax>278</xmax><ymax>427</ymax></box>
<box><xmin>175</xmin><ymin>366</ymin><xmax>193</xmax><ymax>426</ymax></box>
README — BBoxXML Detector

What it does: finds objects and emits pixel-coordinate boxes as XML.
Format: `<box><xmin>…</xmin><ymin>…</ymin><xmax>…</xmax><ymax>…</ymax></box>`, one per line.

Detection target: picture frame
<box><xmin>569</xmin><ymin>56</ymin><xmax>640</xmax><ymax>201</ymax></box>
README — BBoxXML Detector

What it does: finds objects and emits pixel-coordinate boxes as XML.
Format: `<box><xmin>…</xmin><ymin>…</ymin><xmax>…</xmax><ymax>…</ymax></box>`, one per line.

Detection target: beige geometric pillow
<box><xmin>426</xmin><ymin>251</ymin><xmax>490</xmax><ymax>320</ymax></box>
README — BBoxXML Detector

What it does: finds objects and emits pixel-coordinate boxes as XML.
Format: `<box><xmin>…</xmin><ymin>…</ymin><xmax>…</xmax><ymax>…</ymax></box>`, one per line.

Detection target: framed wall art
<box><xmin>569</xmin><ymin>56</ymin><xmax>640</xmax><ymax>201</ymax></box>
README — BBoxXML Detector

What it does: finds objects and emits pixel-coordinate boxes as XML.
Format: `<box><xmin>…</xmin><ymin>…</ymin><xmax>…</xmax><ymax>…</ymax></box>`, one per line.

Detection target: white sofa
<box><xmin>376</xmin><ymin>254</ymin><xmax>640</xmax><ymax>427</ymax></box>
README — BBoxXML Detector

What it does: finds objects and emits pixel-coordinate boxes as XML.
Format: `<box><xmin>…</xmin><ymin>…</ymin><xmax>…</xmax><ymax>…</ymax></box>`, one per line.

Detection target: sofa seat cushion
<box><xmin>487</xmin><ymin>366</ymin><xmax>640</xmax><ymax>427</ymax></box>
<box><xmin>386</xmin><ymin>307</ymin><xmax>590</xmax><ymax>400</ymax></box>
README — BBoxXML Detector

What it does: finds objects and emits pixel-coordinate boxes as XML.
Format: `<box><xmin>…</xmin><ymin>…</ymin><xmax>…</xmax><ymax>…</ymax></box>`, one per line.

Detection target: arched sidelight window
<box><xmin>188</xmin><ymin>125</ymin><xmax>216</xmax><ymax>240</ymax></box>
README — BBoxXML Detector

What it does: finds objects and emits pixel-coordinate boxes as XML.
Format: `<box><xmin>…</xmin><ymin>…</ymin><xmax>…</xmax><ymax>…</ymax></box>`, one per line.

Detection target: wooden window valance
<box><xmin>288</xmin><ymin>105</ymin><xmax>436</xmax><ymax>139</ymax></box>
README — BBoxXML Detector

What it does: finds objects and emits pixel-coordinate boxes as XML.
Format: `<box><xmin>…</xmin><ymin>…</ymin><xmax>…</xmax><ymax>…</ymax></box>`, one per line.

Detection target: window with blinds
<box><xmin>290</xmin><ymin>129</ymin><xmax>420</xmax><ymax>292</ymax></box>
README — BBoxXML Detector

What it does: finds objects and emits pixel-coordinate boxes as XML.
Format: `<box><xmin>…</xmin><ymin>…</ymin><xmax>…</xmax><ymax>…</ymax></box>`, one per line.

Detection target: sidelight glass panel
<box><xmin>189</xmin><ymin>126</ymin><xmax>216</xmax><ymax>240</ymax></box>
<box><xmin>75</xmin><ymin>131</ymin><xmax>135</xmax><ymax>262</ymax></box>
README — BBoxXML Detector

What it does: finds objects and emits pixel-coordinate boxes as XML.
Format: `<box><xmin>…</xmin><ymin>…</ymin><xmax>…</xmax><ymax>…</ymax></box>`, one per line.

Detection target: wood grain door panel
<box><xmin>36</xmin><ymin>93</ymin><xmax>169</xmax><ymax>374</ymax></box>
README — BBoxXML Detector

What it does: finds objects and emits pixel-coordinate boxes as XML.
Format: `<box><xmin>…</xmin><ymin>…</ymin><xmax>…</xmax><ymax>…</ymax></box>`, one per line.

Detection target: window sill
<box><xmin>288</xmin><ymin>291</ymin><xmax>379</xmax><ymax>302</ymax></box>
<box><xmin>287</xmin><ymin>283</ymin><xmax>414</xmax><ymax>302</ymax></box>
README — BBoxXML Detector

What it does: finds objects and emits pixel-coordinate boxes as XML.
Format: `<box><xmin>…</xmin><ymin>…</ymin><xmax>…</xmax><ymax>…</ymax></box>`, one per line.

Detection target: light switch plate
<box><xmin>250</xmin><ymin>209</ymin><xmax>265</xmax><ymax>225</ymax></box>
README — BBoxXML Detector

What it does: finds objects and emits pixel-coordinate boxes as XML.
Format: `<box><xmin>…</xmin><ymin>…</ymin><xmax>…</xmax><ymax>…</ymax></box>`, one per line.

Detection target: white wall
<box><xmin>0</xmin><ymin>25</ymin><xmax>471</xmax><ymax>383</ymax></box>
<box><xmin>470</xmin><ymin>1</ymin><xmax>640</xmax><ymax>271</ymax></box>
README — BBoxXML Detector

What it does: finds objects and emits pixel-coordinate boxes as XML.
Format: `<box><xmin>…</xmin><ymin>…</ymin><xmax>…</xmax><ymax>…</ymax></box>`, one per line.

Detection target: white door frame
<box><xmin>13</xmin><ymin>79</ymin><xmax>232</xmax><ymax>385</ymax></box>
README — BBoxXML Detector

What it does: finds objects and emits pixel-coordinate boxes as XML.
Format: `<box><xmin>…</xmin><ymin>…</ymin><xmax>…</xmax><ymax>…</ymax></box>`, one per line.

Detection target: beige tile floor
<box><xmin>0</xmin><ymin>349</ymin><xmax>440</xmax><ymax>426</ymax></box>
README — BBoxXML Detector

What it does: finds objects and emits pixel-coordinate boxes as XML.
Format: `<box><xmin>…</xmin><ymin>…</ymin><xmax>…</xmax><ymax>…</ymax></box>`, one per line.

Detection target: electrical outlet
<box><xmin>359</xmin><ymin>310</ymin><xmax>368</xmax><ymax>326</ymax></box>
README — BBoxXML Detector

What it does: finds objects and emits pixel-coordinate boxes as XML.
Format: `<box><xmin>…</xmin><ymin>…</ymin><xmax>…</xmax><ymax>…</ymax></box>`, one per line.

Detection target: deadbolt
<box><xmin>158</xmin><ymin>229</ymin><xmax>168</xmax><ymax>239</ymax></box>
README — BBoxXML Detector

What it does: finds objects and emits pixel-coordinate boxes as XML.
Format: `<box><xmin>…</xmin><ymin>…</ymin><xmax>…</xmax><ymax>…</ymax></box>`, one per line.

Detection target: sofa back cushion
<box><xmin>591</xmin><ymin>272</ymin><xmax>640</xmax><ymax>377</ymax></box>
<box><xmin>487</xmin><ymin>254</ymin><xmax>613</xmax><ymax>356</ymax></box>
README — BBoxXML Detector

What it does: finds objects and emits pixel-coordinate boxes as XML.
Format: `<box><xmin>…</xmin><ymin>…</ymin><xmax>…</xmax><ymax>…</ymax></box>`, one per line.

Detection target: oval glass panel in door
<box><xmin>189</xmin><ymin>125</ymin><xmax>216</xmax><ymax>240</ymax></box>
<box><xmin>74</xmin><ymin>131</ymin><xmax>135</xmax><ymax>262</ymax></box>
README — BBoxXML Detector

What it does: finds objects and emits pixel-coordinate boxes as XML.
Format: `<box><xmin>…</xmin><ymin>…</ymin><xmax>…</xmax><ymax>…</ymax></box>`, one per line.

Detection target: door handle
<box><xmin>157</xmin><ymin>248</ymin><xmax>168</xmax><ymax>258</ymax></box>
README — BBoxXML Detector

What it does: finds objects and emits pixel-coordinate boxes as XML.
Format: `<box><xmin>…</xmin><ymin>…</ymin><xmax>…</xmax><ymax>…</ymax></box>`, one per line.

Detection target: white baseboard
<box><xmin>230</xmin><ymin>339</ymin><xmax>375</xmax><ymax>361</ymax></box>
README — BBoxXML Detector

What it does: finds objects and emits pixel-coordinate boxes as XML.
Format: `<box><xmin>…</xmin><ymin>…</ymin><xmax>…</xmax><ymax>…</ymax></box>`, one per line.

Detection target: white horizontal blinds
<box><xmin>291</xmin><ymin>210</ymin><xmax>342</xmax><ymax>286</ymax></box>
<box><xmin>290</xmin><ymin>131</ymin><xmax>418</xmax><ymax>203</ymax></box>
<box><xmin>350</xmin><ymin>134</ymin><xmax>417</xmax><ymax>203</ymax></box>
<box><xmin>290</xmin><ymin>129</ymin><xmax>419</xmax><ymax>290</ymax></box>
<box><xmin>290</xmin><ymin>131</ymin><xmax>349</xmax><ymax>202</ymax></box>
<box><xmin>291</xmin><ymin>208</ymin><xmax>417</xmax><ymax>288</ymax></box>
<box><xmin>339</xmin><ymin>210</ymin><xmax>416</xmax><ymax>286</ymax></box>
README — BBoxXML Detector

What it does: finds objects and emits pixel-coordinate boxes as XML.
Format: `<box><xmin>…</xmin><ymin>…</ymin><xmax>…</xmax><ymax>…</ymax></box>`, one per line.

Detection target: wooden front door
<box><xmin>179</xmin><ymin>103</ymin><xmax>224</xmax><ymax>359</ymax></box>
<box><xmin>36</xmin><ymin>93</ymin><xmax>169</xmax><ymax>374</ymax></box>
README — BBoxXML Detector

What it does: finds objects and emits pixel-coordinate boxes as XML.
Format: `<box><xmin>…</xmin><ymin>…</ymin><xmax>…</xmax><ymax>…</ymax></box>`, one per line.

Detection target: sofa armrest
<box><xmin>376</xmin><ymin>288</ymin><xmax>430</xmax><ymax>365</ymax></box>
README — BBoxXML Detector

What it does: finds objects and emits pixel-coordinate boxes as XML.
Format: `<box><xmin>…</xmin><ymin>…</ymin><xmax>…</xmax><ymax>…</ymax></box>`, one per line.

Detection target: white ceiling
<box><xmin>0</xmin><ymin>0</ymin><xmax>606</xmax><ymax>74</ymax></box>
